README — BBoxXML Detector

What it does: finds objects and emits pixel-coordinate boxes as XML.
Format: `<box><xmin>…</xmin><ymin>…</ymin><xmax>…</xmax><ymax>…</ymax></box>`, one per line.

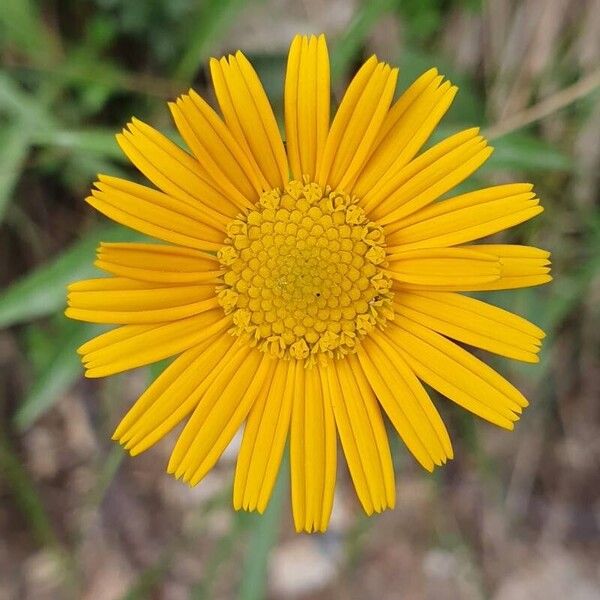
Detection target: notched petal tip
<box><xmin>422</xmin><ymin>461</ymin><xmax>435</xmax><ymax>473</ymax></box>
<box><xmin>437</xmin><ymin>79</ymin><xmax>452</xmax><ymax>94</ymax></box>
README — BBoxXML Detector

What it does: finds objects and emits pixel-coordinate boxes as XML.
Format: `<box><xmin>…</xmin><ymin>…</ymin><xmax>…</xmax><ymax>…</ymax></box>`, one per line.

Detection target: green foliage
<box><xmin>237</xmin><ymin>453</ymin><xmax>287</xmax><ymax>600</ymax></box>
<box><xmin>1</xmin><ymin>0</ymin><xmax>598</xmax><ymax>597</ymax></box>
<box><xmin>396</xmin><ymin>0</ymin><xmax>446</xmax><ymax>40</ymax></box>
<box><xmin>175</xmin><ymin>0</ymin><xmax>257</xmax><ymax>81</ymax></box>
<box><xmin>15</xmin><ymin>319</ymin><xmax>102</xmax><ymax>431</ymax></box>
<box><xmin>0</xmin><ymin>121</ymin><xmax>31</xmax><ymax>221</ymax></box>
<box><xmin>0</xmin><ymin>225</ymin><xmax>141</xmax><ymax>328</ymax></box>
<box><xmin>488</xmin><ymin>132</ymin><xmax>573</xmax><ymax>172</ymax></box>
<box><xmin>0</xmin><ymin>0</ymin><xmax>58</xmax><ymax>62</ymax></box>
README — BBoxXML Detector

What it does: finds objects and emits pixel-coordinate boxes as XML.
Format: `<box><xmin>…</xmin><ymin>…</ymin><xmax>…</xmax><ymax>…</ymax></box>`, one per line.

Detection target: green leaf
<box><xmin>237</xmin><ymin>451</ymin><xmax>287</xmax><ymax>600</ymax></box>
<box><xmin>0</xmin><ymin>224</ymin><xmax>143</xmax><ymax>328</ymax></box>
<box><xmin>175</xmin><ymin>0</ymin><xmax>253</xmax><ymax>82</ymax></box>
<box><xmin>0</xmin><ymin>428</ymin><xmax>59</xmax><ymax>547</ymax></box>
<box><xmin>85</xmin><ymin>445</ymin><xmax>124</xmax><ymax>510</ymax></box>
<box><xmin>0</xmin><ymin>0</ymin><xmax>58</xmax><ymax>62</ymax></box>
<box><xmin>0</xmin><ymin>74</ymin><xmax>58</xmax><ymax>221</ymax></box>
<box><xmin>487</xmin><ymin>132</ymin><xmax>572</xmax><ymax>172</ymax></box>
<box><xmin>31</xmin><ymin>127</ymin><xmax>125</xmax><ymax>161</ymax></box>
<box><xmin>0</xmin><ymin>73</ymin><xmax>57</xmax><ymax>126</ymax></box>
<box><xmin>15</xmin><ymin>320</ymin><xmax>102</xmax><ymax>431</ymax></box>
<box><xmin>251</xmin><ymin>54</ymin><xmax>287</xmax><ymax>122</ymax></box>
<box><xmin>395</xmin><ymin>48</ymin><xmax>485</xmax><ymax>124</ymax></box>
<box><xmin>396</xmin><ymin>0</ymin><xmax>444</xmax><ymax>40</ymax></box>
<box><xmin>0</xmin><ymin>121</ymin><xmax>31</xmax><ymax>221</ymax></box>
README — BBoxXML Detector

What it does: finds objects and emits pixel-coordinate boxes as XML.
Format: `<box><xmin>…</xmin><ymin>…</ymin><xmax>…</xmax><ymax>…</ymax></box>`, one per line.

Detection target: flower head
<box><xmin>66</xmin><ymin>34</ymin><xmax>551</xmax><ymax>533</ymax></box>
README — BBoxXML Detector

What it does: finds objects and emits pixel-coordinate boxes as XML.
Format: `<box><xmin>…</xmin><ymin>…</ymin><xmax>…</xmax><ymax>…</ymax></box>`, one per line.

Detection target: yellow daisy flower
<box><xmin>66</xmin><ymin>34</ymin><xmax>551</xmax><ymax>533</ymax></box>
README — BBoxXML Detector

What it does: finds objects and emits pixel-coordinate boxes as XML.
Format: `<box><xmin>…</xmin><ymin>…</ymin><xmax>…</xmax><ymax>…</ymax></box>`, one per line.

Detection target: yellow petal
<box><xmin>96</xmin><ymin>243</ymin><xmax>221</xmax><ymax>284</ymax></box>
<box><xmin>375</xmin><ymin>140</ymin><xmax>493</xmax><ymax>224</ymax></box>
<box><xmin>168</xmin><ymin>349</ymin><xmax>273</xmax><ymax>486</ymax></box>
<box><xmin>395</xmin><ymin>245</ymin><xmax>552</xmax><ymax>291</ymax></box>
<box><xmin>354</xmin><ymin>69</ymin><xmax>457</xmax><ymax>197</ymax></box>
<box><xmin>317</xmin><ymin>57</ymin><xmax>398</xmax><ymax>190</ymax></box>
<box><xmin>285</xmin><ymin>34</ymin><xmax>330</xmax><ymax>182</ymax></box>
<box><xmin>463</xmin><ymin>245</ymin><xmax>552</xmax><ymax>290</ymax></box>
<box><xmin>117</xmin><ymin>118</ymin><xmax>238</xmax><ymax>218</ymax></box>
<box><xmin>68</xmin><ymin>277</ymin><xmax>163</xmax><ymax>292</ymax></box>
<box><xmin>234</xmin><ymin>359</ymin><xmax>295</xmax><ymax>513</ymax></box>
<box><xmin>77</xmin><ymin>322</ymin><xmax>153</xmax><ymax>355</ymax></box>
<box><xmin>87</xmin><ymin>176</ymin><xmax>225</xmax><ymax>251</ymax></box>
<box><xmin>79</xmin><ymin>309</ymin><xmax>230</xmax><ymax>377</ymax></box>
<box><xmin>290</xmin><ymin>363</ymin><xmax>336</xmax><ymax>533</ymax></box>
<box><xmin>210</xmin><ymin>52</ymin><xmax>288</xmax><ymax>189</ymax></box>
<box><xmin>113</xmin><ymin>334</ymin><xmax>236</xmax><ymax>453</ymax></box>
<box><xmin>387</xmin><ymin>247</ymin><xmax>500</xmax><ymax>287</ymax></box>
<box><xmin>169</xmin><ymin>95</ymin><xmax>257</xmax><ymax>208</ymax></box>
<box><xmin>386</xmin><ymin>316</ymin><xmax>528</xmax><ymax>429</ymax></box>
<box><xmin>394</xmin><ymin>290</ymin><xmax>544</xmax><ymax>362</ymax></box>
<box><xmin>386</xmin><ymin>184</ymin><xmax>543</xmax><ymax>250</ymax></box>
<box><xmin>66</xmin><ymin>279</ymin><xmax>218</xmax><ymax>324</ymax></box>
<box><xmin>359</xmin><ymin>335</ymin><xmax>452</xmax><ymax>471</ymax></box>
<box><xmin>331</xmin><ymin>357</ymin><xmax>396</xmax><ymax>514</ymax></box>
<box><xmin>362</xmin><ymin>128</ymin><xmax>489</xmax><ymax>219</ymax></box>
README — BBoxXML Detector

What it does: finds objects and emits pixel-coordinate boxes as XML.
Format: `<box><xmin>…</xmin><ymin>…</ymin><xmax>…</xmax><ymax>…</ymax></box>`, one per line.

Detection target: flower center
<box><xmin>217</xmin><ymin>180</ymin><xmax>394</xmax><ymax>363</ymax></box>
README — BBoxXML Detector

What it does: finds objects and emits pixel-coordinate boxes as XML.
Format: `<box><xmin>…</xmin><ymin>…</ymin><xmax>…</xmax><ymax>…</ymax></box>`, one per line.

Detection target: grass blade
<box><xmin>0</xmin><ymin>121</ymin><xmax>31</xmax><ymax>221</ymax></box>
<box><xmin>0</xmin><ymin>0</ymin><xmax>58</xmax><ymax>62</ymax></box>
<box><xmin>237</xmin><ymin>451</ymin><xmax>287</xmax><ymax>600</ymax></box>
<box><xmin>31</xmin><ymin>127</ymin><xmax>125</xmax><ymax>161</ymax></box>
<box><xmin>14</xmin><ymin>321</ymin><xmax>102</xmax><ymax>431</ymax></box>
<box><xmin>0</xmin><ymin>225</ymin><xmax>142</xmax><ymax>328</ymax></box>
<box><xmin>175</xmin><ymin>0</ymin><xmax>252</xmax><ymax>82</ymax></box>
<box><xmin>0</xmin><ymin>428</ymin><xmax>79</xmax><ymax>591</ymax></box>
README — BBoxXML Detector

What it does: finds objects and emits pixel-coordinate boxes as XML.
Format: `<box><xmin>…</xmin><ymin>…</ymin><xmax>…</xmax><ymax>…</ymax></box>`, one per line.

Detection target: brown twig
<box><xmin>484</xmin><ymin>69</ymin><xmax>600</xmax><ymax>139</ymax></box>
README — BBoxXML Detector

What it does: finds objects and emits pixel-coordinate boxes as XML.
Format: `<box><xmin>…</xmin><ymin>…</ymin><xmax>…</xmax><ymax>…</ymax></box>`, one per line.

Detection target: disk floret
<box><xmin>217</xmin><ymin>180</ymin><xmax>394</xmax><ymax>363</ymax></box>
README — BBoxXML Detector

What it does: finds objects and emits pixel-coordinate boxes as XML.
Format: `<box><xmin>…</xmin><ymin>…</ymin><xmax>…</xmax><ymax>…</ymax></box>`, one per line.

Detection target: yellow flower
<box><xmin>66</xmin><ymin>34</ymin><xmax>551</xmax><ymax>533</ymax></box>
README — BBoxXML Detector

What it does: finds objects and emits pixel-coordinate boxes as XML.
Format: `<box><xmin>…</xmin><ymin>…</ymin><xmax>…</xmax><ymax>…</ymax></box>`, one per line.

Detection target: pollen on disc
<box><xmin>217</xmin><ymin>180</ymin><xmax>394</xmax><ymax>363</ymax></box>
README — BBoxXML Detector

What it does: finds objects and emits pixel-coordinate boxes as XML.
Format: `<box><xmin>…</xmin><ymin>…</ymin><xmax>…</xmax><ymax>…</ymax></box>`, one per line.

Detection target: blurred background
<box><xmin>1</xmin><ymin>0</ymin><xmax>599</xmax><ymax>598</ymax></box>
